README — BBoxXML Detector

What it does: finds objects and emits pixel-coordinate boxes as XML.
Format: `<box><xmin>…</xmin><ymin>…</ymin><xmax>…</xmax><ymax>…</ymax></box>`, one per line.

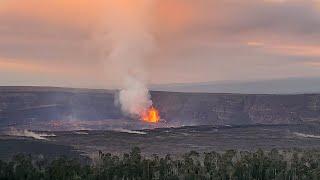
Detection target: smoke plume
<box><xmin>104</xmin><ymin>0</ymin><xmax>155</xmax><ymax>118</ymax></box>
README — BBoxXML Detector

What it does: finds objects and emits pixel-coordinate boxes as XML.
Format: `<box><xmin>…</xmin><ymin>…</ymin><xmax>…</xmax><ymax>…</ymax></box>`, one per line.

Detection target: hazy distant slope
<box><xmin>151</xmin><ymin>77</ymin><xmax>320</xmax><ymax>94</ymax></box>
<box><xmin>0</xmin><ymin>86</ymin><xmax>122</xmax><ymax>125</ymax></box>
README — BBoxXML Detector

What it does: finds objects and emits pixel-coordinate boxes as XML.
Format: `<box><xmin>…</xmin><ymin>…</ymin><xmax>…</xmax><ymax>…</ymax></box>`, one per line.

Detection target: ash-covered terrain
<box><xmin>43</xmin><ymin>123</ymin><xmax>320</xmax><ymax>156</ymax></box>
<box><xmin>1</xmin><ymin>86</ymin><xmax>320</xmax><ymax>159</ymax></box>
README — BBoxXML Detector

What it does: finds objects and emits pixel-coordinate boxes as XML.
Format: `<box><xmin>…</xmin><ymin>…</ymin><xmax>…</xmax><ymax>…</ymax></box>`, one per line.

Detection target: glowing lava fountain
<box><xmin>141</xmin><ymin>106</ymin><xmax>160</xmax><ymax>123</ymax></box>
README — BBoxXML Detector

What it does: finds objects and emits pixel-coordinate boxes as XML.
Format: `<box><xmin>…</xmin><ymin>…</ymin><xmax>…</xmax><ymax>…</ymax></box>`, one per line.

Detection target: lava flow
<box><xmin>141</xmin><ymin>106</ymin><xmax>160</xmax><ymax>123</ymax></box>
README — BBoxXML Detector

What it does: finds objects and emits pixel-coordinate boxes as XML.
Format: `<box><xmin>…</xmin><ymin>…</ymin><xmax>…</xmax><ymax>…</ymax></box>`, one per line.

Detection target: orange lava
<box><xmin>141</xmin><ymin>106</ymin><xmax>160</xmax><ymax>123</ymax></box>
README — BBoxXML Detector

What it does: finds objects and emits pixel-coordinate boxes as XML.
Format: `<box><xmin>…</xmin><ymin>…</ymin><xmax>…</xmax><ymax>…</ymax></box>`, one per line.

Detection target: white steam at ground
<box><xmin>5</xmin><ymin>128</ymin><xmax>56</xmax><ymax>140</ymax></box>
<box><xmin>293</xmin><ymin>132</ymin><xmax>320</xmax><ymax>139</ymax></box>
<box><xmin>113</xmin><ymin>128</ymin><xmax>147</xmax><ymax>135</ymax></box>
<box><xmin>103</xmin><ymin>0</ymin><xmax>155</xmax><ymax>118</ymax></box>
<box><xmin>74</xmin><ymin>131</ymin><xmax>89</xmax><ymax>135</ymax></box>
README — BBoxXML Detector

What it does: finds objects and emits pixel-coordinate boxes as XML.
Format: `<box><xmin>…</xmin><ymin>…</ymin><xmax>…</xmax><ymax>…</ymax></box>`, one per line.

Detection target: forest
<box><xmin>0</xmin><ymin>147</ymin><xmax>320</xmax><ymax>180</ymax></box>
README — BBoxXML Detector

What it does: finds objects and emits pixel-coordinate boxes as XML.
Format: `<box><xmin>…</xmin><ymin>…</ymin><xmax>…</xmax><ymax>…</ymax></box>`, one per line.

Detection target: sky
<box><xmin>0</xmin><ymin>0</ymin><xmax>320</xmax><ymax>88</ymax></box>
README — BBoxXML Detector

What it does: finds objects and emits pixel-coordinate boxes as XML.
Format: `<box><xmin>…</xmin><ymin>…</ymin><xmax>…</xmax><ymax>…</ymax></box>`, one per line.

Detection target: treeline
<box><xmin>1</xmin><ymin>148</ymin><xmax>320</xmax><ymax>180</ymax></box>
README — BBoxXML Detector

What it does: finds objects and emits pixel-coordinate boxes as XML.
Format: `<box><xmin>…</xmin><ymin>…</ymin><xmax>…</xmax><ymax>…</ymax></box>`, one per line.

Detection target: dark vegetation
<box><xmin>1</xmin><ymin>148</ymin><xmax>320</xmax><ymax>180</ymax></box>
<box><xmin>0</xmin><ymin>139</ymin><xmax>84</xmax><ymax>161</ymax></box>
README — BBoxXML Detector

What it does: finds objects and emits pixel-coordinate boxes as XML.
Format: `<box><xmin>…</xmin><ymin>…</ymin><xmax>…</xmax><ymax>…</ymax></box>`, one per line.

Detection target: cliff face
<box><xmin>0</xmin><ymin>87</ymin><xmax>320</xmax><ymax>126</ymax></box>
<box><xmin>152</xmin><ymin>92</ymin><xmax>320</xmax><ymax>125</ymax></box>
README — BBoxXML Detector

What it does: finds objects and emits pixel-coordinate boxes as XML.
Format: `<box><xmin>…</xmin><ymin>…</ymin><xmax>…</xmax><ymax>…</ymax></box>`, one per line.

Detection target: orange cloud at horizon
<box><xmin>0</xmin><ymin>0</ymin><xmax>200</xmax><ymax>76</ymax></box>
<box><xmin>305</xmin><ymin>61</ymin><xmax>320</xmax><ymax>67</ymax></box>
<box><xmin>0</xmin><ymin>0</ymin><xmax>102</xmax><ymax>24</ymax></box>
<box><xmin>155</xmin><ymin>0</ymin><xmax>197</xmax><ymax>33</ymax></box>
<box><xmin>246</xmin><ymin>39</ymin><xmax>320</xmax><ymax>57</ymax></box>
<box><xmin>0</xmin><ymin>57</ymin><xmax>98</xmax><ymax>76</ymax></box>
<box><xmin>272</xmin><ymin>45</ymin><xmax>320</xmax><ymax>57</ymax></box>
<box><xmin>0</xmin><ymin>0</ymin><xmax>197</xmax><ymax>34</ymax></box>
<box><xmin>1</xmin><ymin>0</ymin><xmax>320</xmax><ymax>87</ymax></box>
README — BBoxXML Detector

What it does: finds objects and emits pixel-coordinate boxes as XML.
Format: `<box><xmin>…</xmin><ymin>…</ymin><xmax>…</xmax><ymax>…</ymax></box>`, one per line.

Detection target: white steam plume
<box><xmin>104</xmin><ymin>0</ymin><xmax>155</xmax><ymax>117</ymax></box>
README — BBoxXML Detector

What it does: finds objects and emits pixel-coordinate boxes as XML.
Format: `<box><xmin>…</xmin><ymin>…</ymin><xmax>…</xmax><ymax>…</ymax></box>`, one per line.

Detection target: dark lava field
<box><xmin>1</xmin><ymin>86</ymin><xmax>320</xmax><ymax>160</ymax></box>
<box><xmin>1</xmin><ymin>124</ymin><xmax>320</xmax><ymax>160</ymax></box>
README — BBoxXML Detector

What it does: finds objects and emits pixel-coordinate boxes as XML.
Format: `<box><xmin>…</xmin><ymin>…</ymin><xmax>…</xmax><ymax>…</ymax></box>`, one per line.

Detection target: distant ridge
<box><xmin>151</xmin><ymin>77</ymin><xmax>320</xmax><ymax>94</ymax></box>
<box><xmin>3</xmin><ymin>77</ymin><xmax>320</xmax><ymax>95</ymax></box>
<box><xmin>0</xmin><ymin>86</ymin><xmax>116</xmax><ymax>93</ymax></box>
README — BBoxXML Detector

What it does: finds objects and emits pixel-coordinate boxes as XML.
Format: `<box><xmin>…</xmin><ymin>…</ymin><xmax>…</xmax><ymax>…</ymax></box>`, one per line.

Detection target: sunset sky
<box><xmin>1</xmin><ymin>0</ymin><xmax>320</xmax><ymax>88</ymax></box>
